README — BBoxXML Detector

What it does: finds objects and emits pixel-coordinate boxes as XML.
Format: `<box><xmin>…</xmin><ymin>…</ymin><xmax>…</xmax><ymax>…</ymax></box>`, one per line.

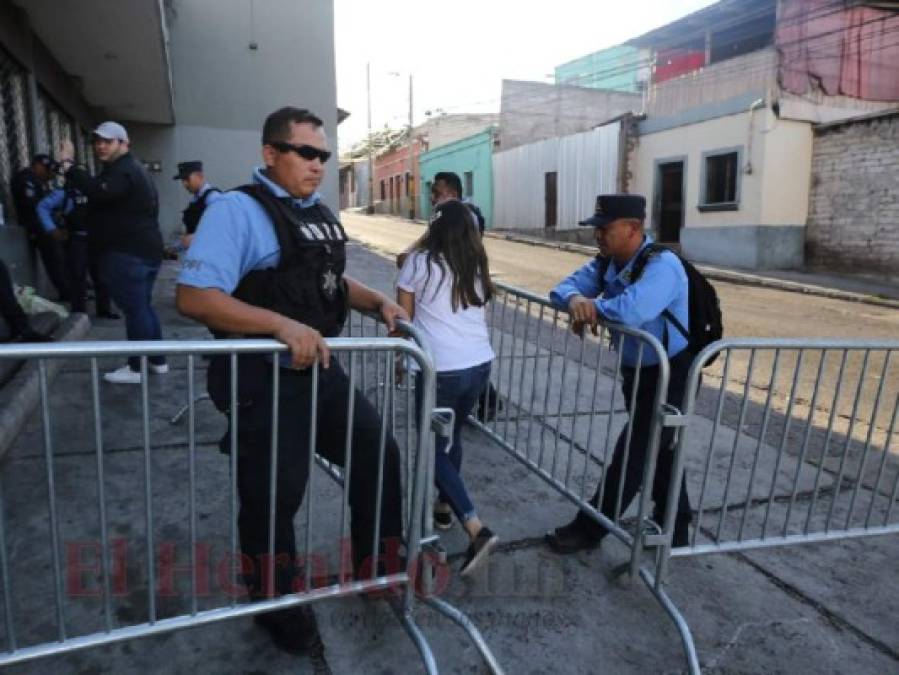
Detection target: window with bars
<box><xmin>0</xmin><ymin>51</ymin><xmax>32</xmax><ymax>221</ymax></box>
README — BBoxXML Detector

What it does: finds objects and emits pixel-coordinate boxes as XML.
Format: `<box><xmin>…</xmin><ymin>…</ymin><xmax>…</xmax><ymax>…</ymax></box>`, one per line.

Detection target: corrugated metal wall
<box><xmin>493</xmin><ymin>120</ymin><xmax>620</xmax><ymax>230</ymax></box>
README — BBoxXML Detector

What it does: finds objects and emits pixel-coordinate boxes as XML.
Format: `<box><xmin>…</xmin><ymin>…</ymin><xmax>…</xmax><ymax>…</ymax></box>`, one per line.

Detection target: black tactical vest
<box><xmin>63</xmin><ymin>188</ymin><xmax>90</xmax><ymax>235</ymax></box>
<box><xmin>181</xmin><ymin>187</ymin><xmax>221</xmax><ymax>234</ymax></box>
<box><xmin>232</xmin><ymin>183</ymin><xmax>349</xmax><ymax>338</ymax></box>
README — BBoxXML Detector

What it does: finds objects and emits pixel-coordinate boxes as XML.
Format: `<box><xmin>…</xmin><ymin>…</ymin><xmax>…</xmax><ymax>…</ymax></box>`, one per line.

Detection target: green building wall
<box><xmin>554</xmin><ymin>44</ymin><xmax>648</xmax><ymax>93</ymax></box>
<box><xmin>418</xmin><ymin>129</ymin><xmax>494</xmax><ymax>229</ymax></box>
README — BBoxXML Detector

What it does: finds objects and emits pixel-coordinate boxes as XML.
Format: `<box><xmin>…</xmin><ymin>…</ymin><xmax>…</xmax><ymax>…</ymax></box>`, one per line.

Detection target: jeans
<box><xmin>574</xmin><ymin>349</ymin><xmax>694</xmax><ymax>539</ymax></box>
<box><xmin>209</xmin><ymin>357</ymin><xmax>403</xmax><ymax>595</ymax></box>
<box><xmin>99</xmin><ymin>250</ymin><xmax>165</xmax><ymax>371</ymax></box>
<box><xmin>416</xmin><ymin>360</ymin><xmax>492</xmax><ymax>524</ymax></box>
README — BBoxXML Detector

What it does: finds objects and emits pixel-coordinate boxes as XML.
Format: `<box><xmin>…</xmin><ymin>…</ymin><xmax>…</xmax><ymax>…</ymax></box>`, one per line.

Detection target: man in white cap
<box><xmin>57</xmin><ymin>121</ymin><xmax>167</xmax><ymax>384</ymax></box>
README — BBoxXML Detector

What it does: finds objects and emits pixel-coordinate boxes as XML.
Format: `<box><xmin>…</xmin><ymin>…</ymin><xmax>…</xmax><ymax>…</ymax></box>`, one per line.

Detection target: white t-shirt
<box><xmin>396</xmin><ymin>251</ymin><xmax>495</xmax><ymax>372</ymax></box>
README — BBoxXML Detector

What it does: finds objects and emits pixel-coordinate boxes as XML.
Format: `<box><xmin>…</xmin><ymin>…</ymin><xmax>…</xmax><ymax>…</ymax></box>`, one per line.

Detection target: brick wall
<box><xmin>806</xmin><ymin>112</ymin><xmax>899</xmax><ymax>276</ymax></box>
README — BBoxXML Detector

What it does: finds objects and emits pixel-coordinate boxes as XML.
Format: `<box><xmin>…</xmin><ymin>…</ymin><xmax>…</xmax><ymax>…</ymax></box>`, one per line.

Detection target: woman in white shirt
<box><xmin>396</xmin><ymin>199</ymin><xmax>498</xmax><ymax>576</ymax></box>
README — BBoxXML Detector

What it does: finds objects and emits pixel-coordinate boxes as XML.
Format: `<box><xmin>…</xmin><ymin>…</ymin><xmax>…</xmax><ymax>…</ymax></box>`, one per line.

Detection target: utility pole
<box><xmin>407</xmin><ymin>74</ymin><xmax>415</xmax><ymax>220</ymax></box>
<box><xmin>366</xmin><ymin>62</ymin><xmax>374</xmax><ymax>215</ymax></box>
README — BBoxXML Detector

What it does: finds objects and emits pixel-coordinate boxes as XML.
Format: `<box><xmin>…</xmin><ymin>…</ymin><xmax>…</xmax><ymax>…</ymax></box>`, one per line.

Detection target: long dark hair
<box><xmin>412</xmin><ymin>200</ymin><xmax>494</xmax><ymax>311</ymax></box>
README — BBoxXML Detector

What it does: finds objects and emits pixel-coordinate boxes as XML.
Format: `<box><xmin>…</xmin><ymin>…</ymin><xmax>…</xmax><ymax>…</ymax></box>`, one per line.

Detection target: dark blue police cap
<box><xmin>578</xmin><ymin>194</ymin><xmax>646</xmax><ymax>227</ymax></box>
<box><xmin>173</xmin><ymin>161</ymin><xmax>203</xmax><ymax>180</ymax></box>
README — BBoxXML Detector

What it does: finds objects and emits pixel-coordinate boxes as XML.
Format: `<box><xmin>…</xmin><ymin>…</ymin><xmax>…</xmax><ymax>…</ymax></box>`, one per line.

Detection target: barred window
<box><xmin>1</xmin><ymin>51</ymin><xmax>32</xmax><ymax>220</ymax></box>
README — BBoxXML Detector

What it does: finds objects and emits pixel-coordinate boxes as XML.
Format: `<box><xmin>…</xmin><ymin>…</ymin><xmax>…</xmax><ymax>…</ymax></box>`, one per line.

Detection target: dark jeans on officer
<box><xmin>66</xmin><ymin>236</ymin><xmax>111</xmax><ymax>315</ymax></box>
<box><xmin>99</xmin><ymin>250</ymin><xmax>165</xmax><ymax>371</ymax></box>
<box><xmin>212</xmin><ymin>356</ymin><xmax>403</xmax><ymax>597</ymax></box>
<box><xmin>573</xmin><ymin>348</ymin><xmax>693</xmax><ymax>540</ymax></box>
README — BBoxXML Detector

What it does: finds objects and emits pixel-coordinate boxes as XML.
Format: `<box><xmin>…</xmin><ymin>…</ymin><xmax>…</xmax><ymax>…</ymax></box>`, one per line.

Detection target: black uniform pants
<box><xmin>0</xmin><ymin>258</ymin><xmax>29</xmax><ymax>337</ymax></box>
<box><xmin>216</xmin><ymin>358</ymin><xmax>403</xmax><ymax>597</ymax></box>
<box><xmin>574</xmin><ymin>349</ymin><xmax>694</xmax><ymax>538</ymax></box>
<box><xmin>66</xmin><ymin>236</ymin><xmax>110</xmax><ymax>314</ymax></box>
<box><xmin>29</xmin><ymin>230</ymin><xmax>70</xmax><ymax>303</ymax></box>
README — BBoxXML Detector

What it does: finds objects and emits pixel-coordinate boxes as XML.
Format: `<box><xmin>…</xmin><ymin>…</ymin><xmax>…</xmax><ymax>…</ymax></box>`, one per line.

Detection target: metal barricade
<box><xmin>0</xmin><ymin>328</ymin><xmax>502</xmax><ymax>673</ymax></box>
<box><xmin>469</xmin><ymin>281</ymin><xmax>681</xmax><ymax>581</ymax></box>
<box><xmin>649</xmin><ymin>338</ymin><xmax>899</xmax><ymax>674</ymax></box>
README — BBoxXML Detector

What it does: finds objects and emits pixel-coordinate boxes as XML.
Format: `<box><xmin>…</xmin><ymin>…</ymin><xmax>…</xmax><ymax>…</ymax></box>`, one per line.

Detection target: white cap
<box><xmin>93</xmin><ymin>121</ymin><xmax>129</xmax><ymax>142</ymax></box>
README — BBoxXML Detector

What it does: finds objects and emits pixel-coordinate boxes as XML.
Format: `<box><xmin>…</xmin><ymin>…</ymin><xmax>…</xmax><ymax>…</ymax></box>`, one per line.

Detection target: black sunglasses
<box><xmin>270</xmin><ymin>140</ymin><xmax>331</xmax><ymax>164</ymax></box>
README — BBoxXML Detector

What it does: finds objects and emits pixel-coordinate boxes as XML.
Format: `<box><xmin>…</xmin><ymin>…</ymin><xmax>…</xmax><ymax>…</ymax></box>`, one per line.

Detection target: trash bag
<box><xmin>14</xmin><ymin>285</ymin><xmax>69</xmax><ymax>319</ymax></box>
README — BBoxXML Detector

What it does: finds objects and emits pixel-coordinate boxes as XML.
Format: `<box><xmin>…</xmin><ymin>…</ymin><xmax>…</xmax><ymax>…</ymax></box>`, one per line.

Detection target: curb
<box><xmin>484</xmin><ymin>231</ymin><xmax>899</xmax><ymax>310</ymax></box>
<box><xmin>0</xmin><ymin>313</ymin><xmax>92</xmax><ymax>461</ymax></box>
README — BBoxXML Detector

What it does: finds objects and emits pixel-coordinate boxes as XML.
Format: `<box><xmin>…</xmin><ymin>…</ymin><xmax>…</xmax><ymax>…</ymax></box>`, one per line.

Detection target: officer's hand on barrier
<box><xmin>274</xmin><ymin>319</ymin><xmax>330</xmax><ymax>370</ymax></box>
<box><xmin>568</xmin><ymin>295</ymin><xmax>598</xmax><ymax>326</ymax></box>
<box><xmin>50</xmin><ymin>229</ymin><xmax>68</xmax><ymax>243</ymax></box>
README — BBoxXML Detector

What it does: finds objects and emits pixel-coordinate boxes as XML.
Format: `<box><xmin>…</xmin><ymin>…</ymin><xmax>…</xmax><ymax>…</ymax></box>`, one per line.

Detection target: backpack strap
<box><xmin>630</xmin><ymin>243</ymin><xmax>691</xmax><ymax>345</ymax></box>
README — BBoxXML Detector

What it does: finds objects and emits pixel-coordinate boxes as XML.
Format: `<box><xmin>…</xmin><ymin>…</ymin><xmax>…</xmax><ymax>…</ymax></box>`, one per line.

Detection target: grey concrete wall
<box><xmin>806</xmin><ymin>112</ymin><xmax>899</xmax><ymax>277</ymax></box>
<box><xmin>147</xmin><ymin>0</ymin><xmax>338</xmax><ymax>234</ymax></box>
<box><xmin>682</xmin><ymin>224</ymin><xmax>806</xmax><ymax>270</ymax></box>
<box><xmin>498</xmin><ymin>79</ymin><xmax>639</xmax><ymax>151</ymax></box>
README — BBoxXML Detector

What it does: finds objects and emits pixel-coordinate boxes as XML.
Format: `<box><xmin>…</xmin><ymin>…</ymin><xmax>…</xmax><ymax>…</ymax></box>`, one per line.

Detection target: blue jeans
<box><xmin>99</xmin><ymin>251</ymin><xmax>165</xmax><ymax>371</ymax></box>
<box><xmin>416</xmin><ymin>361</ymin><xmax>492</xmax><ymax>524</ymax></box>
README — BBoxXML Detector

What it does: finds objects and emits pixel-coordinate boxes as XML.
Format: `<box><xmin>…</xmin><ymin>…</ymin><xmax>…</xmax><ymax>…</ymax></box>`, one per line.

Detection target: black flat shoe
<box><xmin>254</xmin><ymin>605</ymin><xmax>325</xmax><ymax>657</ymax></box>
<box><xmin>545</xmin><ymin>520</ymin><xmax>602</xmax><ymax>555</ymax></box>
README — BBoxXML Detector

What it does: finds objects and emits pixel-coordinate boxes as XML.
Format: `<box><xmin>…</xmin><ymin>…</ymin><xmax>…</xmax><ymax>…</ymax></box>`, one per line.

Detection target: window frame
<box><xmin>698</xmin><ymin>145</ymin><xmax>743</xmax><ymax>212</ymax></box>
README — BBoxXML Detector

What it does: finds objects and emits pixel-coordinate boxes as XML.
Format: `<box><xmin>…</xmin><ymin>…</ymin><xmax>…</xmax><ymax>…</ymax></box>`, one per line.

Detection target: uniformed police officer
<box><xmin>544</xmin><ymin>194</ymin><xmax>693</xmax><ymax>554</ymax></box>
<box><xmin>175</xmin><ymin>107</ymin><xmax>407</xmax><ymax>657</ymax></box>
<box><xmin>9</xmin><ymin>154</ymin><xmax>71</xmax><ymax>302</ymax></box>
<box><xmin>173</xmin><ymin>160</ymin><xmax>222</xmax><ymax>249</ymax></box>
<box><xmin>36</xmin><ymin>180</ymin><xmax>116</xmax><ymax>318</ymax></box>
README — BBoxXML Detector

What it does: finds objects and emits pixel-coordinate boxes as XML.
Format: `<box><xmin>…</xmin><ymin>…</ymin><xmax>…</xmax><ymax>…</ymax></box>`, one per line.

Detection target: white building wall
<box><xmin>493</xmin><ymin>122</ymin><xmax>620</xmax><ymax>231</ymax></box>
<box><xmin>631</xmin><ymin>109</ymin><xmax>812</xmax><ymax>269</ymax></box>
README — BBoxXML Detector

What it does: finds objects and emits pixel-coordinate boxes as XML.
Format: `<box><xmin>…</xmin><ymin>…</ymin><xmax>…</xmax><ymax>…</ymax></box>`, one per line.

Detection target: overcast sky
<box><xmin>334</xmin><ymin>0</ymin><xmax>716</xmax><ymax>150</ymax></box>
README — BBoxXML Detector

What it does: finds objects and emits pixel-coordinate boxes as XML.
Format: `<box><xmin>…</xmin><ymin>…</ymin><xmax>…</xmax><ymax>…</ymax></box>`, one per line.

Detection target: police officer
<box><xmin>544</xmin><ymin>194</ymin><xmax>693</xmax><ymax>554</ymax></box>
<box><xmin>9</xmin><ymin>154</ymin><xmax>71</xmax><ymax>302</ymax></box>
<box><xmin>173</xmin><ymin>160</ymin><xmax>222</xmax><ymax>249</ymax></box>
<box><xmin>175</xmin><ymin>107</ymin><xmax>406</xmax><ymax>656</ymax></box>
<box><xmin>36</xmin><ymin>179</ymin><xmax>116</xmax><ymax>318</ymax></box>
<box><xmin>56</xmin><ymin>122</ymin><xmax>167</xmax><ymax>384</ymax></box>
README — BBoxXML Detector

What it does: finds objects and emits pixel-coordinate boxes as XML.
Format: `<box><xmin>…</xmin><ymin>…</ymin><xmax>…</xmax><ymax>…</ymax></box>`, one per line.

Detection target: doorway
<box><xmin>656</xmin><ymin>160</ymin><xmax>685</xmax><ymax>243</ymax></box>
<box><xmin>544</xmin><ymin>171</ymin><xmax>558</xmax><ymax>228</ymax></box>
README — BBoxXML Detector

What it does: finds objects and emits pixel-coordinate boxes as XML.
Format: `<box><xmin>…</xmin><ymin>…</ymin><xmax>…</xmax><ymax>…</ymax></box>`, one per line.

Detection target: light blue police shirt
<box><xmin>177</xmin><ymin>167</ymin><xmax>321</xmax><ymax>292</ymax></box>
<box><xmin>36</xmin><ymin>188</ymin><xmax>69</xmax><ymax>232</ymax></box>
<box><xmin>549</xmin><ymin>235</ymin><xmax>689</xmax><ymax>367</ymax></box>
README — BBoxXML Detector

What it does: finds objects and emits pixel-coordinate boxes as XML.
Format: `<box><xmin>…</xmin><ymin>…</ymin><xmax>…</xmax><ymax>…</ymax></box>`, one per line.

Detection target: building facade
<box><xmin>493</xmin><ymin>120</ymin><xmax>622</xmax><ymax>232</ymax></box>
<box><xmin>616</xmin><ymin>0</ymin><xmax>898</xmax><ymax>269</ymax></box>
<box><xmin>0</xmin><ymin>0</ymin><xmax>338</xmax><ymax>289</ymax></box>
<box><xmin>418</xmin><ymin>129</ymin><xmax>495</xmax><ymax>227</ymax></box>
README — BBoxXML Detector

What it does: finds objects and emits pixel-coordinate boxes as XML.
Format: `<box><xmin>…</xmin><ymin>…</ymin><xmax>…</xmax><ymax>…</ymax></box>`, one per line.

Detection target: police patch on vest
<box><xmin>322</xmin><ymin>265</ymin><xmax>338</xmax><ymax>300</ymax></box>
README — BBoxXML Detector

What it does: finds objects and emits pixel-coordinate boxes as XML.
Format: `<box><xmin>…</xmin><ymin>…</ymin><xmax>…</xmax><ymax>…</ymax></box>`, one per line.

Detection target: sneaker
<box><xmin>433</xmin><ymin>504</ymin><xmax>453</xmax><ymax>531</ymax></box>
<box><xmin>459</xmin><ymin>527</ymin><xmax>499</xmax><ymax>577</ymax></box>
<box><xmin>254</xmin><ymin>606</ymin><xmax>326</xmax><ymax>657</ymax></box>
<box><xmin>103</xmin><ymin>365</ymin><xmax>142</xmax><ymax>384</ymax></box>
<box><xmin>149</xmin><ymin>363</ymin><xmax>169</xmax><ymax>375</ymax></box>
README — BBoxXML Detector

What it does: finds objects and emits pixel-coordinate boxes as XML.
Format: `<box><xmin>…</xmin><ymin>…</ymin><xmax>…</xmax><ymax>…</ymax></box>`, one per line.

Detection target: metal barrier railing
<box><xmin>468</xmin><ymin>280</ymin><xmax>683</xmax><ymax>580</ymax></box>
<box><xmin>0</xmin><ymin>327</ymin><xmax>502</xmax><ymax>674</ymax></box>
<box><xmin>650</xmin><ymin>338</ymin><xmax>899</xmax><ymax>673</ymax></box>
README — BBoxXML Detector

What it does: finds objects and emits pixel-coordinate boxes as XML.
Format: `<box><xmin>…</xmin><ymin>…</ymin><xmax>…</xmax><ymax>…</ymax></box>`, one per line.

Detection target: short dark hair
<box><xmin>262</xmin><ymin>107</ymin><xmax>324</xmax><ymax>145</ymax></box>
<box><xmin>433</xmin><ymin>171</ymin><xmax>462</xmax><ymax>197</ymax></box>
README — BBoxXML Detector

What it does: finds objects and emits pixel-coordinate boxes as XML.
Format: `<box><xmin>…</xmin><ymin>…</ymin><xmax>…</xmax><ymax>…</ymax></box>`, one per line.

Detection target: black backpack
<box><xmin>598</xmin><ymin>244</ymin><xmax>723</xmax><ymax>363</ymax></box>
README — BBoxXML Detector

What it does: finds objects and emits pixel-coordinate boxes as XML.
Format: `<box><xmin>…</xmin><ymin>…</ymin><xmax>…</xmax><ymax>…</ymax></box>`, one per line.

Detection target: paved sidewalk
<box><xmin>0</xmin><ymin>246</ymin><xmax>896</xmax><ymax>674</ymax></box>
